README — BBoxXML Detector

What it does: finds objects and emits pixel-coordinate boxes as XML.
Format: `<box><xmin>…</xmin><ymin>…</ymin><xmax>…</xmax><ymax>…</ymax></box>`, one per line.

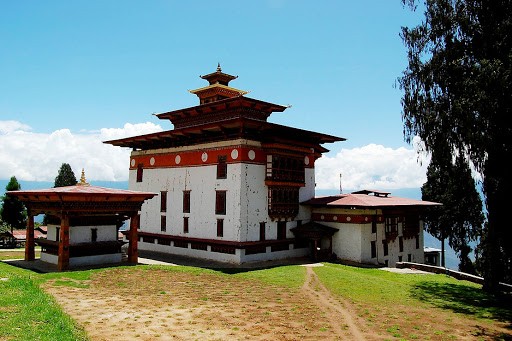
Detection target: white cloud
<box><xmin>316</xmin><ymin>137</ymin><xmax>430</xmax><ymax>191</ymax></box>
<box><xmin>0</xmin><ymin>121</ymin><xmax>162</xmax><ymax>182</ymax></box>
<box><xmin>0</xmin><ymin>120</ymin><xmax>430</xmax><ymax>190</ymax></box>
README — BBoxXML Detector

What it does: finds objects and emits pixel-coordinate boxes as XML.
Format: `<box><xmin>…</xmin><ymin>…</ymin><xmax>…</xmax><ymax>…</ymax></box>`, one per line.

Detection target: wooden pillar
<box><xmin>128</xmin><ymin>213</ymin><xmax>139</xmax><ymax>264</ymax></box>
<box><xmin>313</xmin><ymin>239</ymin><xmax>318</xmax><ymax>261</ymax></box>
<box><xmin>58</xmin><ymin>215</ymin><xmax>70</xmax><ymax>271</ymax></box>
<box><xmin>24</xmin><ymin>212</ymin><xmax>35</xmax><ymax>261</ymax></box>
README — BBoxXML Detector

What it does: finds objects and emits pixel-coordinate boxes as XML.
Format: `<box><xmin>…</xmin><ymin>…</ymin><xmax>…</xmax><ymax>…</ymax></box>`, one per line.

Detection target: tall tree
<box><xmin>399</xmin><ymin>0</ymin><xmax>512</xmax><ymax>291</ymax></box>
<box><xmin>54</xmin><ymin>163</ymin><xmax>77</xmax><ymax>187</ymax></box>
<box><xmin>0</xmin><ymin>176</ymin><xmax>26</xmax><ymax>229</ymax></box>
<box><xmin>421</xmin><ymin>143</ymin><xmax>484</xmax><ymax>274</ymax></box>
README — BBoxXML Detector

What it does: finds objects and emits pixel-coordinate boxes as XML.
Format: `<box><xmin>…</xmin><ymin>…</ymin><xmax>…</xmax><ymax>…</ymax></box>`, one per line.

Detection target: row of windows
<box><xmin>370</xmin><ymin>235</ymin><xmax>420</xmax><ymax>258</ymax></box>
<box><xmin>159</xmin><ymin>190</ymin><xmax>227</xmax><ymax>215</ymax></box>
<box><xmin>159</xmin><ymin>219</ymin><xmax>287</xmax><ymax>241</ymax></box>
<box><xmin>136</xmin><ymin>155</ymin><xmax>229</xmax><ymax>183</ymax></box>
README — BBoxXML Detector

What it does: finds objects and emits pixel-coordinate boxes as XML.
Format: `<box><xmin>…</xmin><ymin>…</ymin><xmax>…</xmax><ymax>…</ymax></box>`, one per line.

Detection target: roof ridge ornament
<box><xmin>78</xmin><ymin>168</ymin><xmax>90</xmax><ymax>186</ymax></box>
<box><xmin>217</xmin><ymin>62</ymin><xmax>222</xmax><ymax>72</ymax></box>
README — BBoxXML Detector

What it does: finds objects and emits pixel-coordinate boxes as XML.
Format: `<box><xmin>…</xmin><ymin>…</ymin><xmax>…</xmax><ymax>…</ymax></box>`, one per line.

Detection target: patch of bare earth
<box><xmin>43</xmin><ymin>266</ymin><xmax>511</xmax><ymax>341</ymax></box>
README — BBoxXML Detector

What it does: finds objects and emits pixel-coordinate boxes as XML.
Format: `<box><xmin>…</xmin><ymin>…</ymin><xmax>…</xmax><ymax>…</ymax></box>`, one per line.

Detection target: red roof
<box><xmin>11</xmin><ymin>230</ymin><xmax>45</xmax><ymax>240</ymax></box>
<box><xmin>8</xmin><ymin>185</ymin><xmax>156</xmax><ymax>201</ymax></box>
<box><xmin>303</xmin><ymin>190</ymin><xmax>441</xmax><ymax>208</ymax></box>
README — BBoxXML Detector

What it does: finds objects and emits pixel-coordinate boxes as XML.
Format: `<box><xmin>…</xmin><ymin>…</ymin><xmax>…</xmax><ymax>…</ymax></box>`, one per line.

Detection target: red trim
<box><xmin>130</xmin><ymin>146</ymin><xmax>317</xmax><ymax>170</ymax></box>
<box><xmin>312</xmin><ymin>212</ymin><xmax>383</xmax><ymax>224</ymax></box>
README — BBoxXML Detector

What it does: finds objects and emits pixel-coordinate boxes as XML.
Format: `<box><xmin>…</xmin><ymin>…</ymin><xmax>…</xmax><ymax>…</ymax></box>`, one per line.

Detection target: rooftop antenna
<box><xmin>339</xmin><ymin>173</ymin><xmax>343</xmax><ymax>194</ymax></box>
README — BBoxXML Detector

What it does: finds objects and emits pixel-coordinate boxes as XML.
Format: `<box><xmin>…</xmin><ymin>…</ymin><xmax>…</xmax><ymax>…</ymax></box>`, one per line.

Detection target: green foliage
<box><xmin>399</xmin><ymin>0</ymin><xmax>512</xmax><ymax>291</ymax></box>
<box><xmin>54</xmin><ymin>163</ymin><xmax>77</xmax><ymax>188</ymax></box>
<box><xmin>421</xmin><ymin>145</ymin><xmax>484</xmax><ymax>274</ymax></box>
<box><xmin>0</xmin><ymin>176</ymin><xmax>26</xmax><ymax>229</ymax></box>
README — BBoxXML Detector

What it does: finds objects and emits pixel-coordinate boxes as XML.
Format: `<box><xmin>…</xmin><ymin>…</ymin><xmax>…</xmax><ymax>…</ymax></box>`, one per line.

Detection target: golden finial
<box><xmin>216</xmin><ymin>62</ymin><xmax>222</xmax><ymax>72</ymax></box>
<box><xmin>78</xmin><ymin>168</ymin><xmax>90</xmax><ymax>186</ymax></box>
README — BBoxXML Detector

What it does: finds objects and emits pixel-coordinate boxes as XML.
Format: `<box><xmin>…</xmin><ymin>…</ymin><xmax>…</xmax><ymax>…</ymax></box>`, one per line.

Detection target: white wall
<box><xmin>46</xmin><ymin>224</ymin><xmax>117</xmax><ymax>243</ymax></box>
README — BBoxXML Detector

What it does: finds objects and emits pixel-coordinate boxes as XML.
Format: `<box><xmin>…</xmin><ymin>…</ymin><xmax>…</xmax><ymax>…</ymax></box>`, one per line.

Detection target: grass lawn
<box><xmin>1</xmin><ymin>251</ymin><xmax>511</xmax><ymax>340</ymax></box>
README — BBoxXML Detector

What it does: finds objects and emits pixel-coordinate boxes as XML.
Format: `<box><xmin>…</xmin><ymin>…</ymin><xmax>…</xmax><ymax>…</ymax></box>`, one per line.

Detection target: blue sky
<box><xmin>0</xmin><ymin>1</ymin><xmax>429</xmax><ymax>190</ymax></box>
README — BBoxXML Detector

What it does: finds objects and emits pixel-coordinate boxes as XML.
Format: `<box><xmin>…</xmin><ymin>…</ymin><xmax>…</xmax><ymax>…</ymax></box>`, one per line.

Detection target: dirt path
<box><xmin>301</xmin><ymin>265</ymin><xmax>366</xmax><ymax>340</ymax></box>
<box><xmin>44</xmin><ymin>266</ymin><xmax>379</xmax><ymax>340</ymax></box>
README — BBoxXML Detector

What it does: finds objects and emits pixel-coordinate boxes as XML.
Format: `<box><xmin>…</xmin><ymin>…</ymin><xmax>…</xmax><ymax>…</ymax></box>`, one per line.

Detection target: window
<box><xmin>161</xmin><ymin>215</ymin><xmax>166</xmax><ymax>232</ymax></box>
<box><xmin>160</xmin><ymin>191</ymin><xmax>167</xmax><ymax>212</ymax></box>
<box><xmin>56</xmin><ymin>227</ymin><xmax>60</xmax><ymax>242</ymax></box>
<box><xmin>259</xmin><ymin>222</ymin><xmax>266</xmax><ymax>241</ymax></box>
<box><xmin>399</xmin><ymin>236</ymin><xmax>404</xmax><ymax>252</ymax></box>
<box><xmin>91</xmin><ymin>228</ymin><xmax>98</xmax><ymax>242</ymax></box>
<box><xmin>371</xmin><ymin>241</ymin><xmax>376</xmax><ymax>258</ymax></box>
<box><xmin>268</xmin><ymin>187</ymin><xmax>300</xmax><ymax>219</ymax></box>
<box><xmin>136</xmin><ymin>164</ymin><xmax>143</xmax><ymax>182</ymax></box>
<box><xmin>382</xmin><ymin>240</ymin><xmax>388</xmax><ymax>256</ymax></box>
<box><xmin>399</xmin><ymin>256</ymin><xmax>403</xmax><ymax>262</ymax></box>
<box><xmin>277</xmin><ymin>221</ymin><xmax>286</xmax><ymax>240</ymax></box>
<box><xmin>217</xmin><ymin>219</ymin><xmax>224</xmax><ymax>237</ymax></box>
<box><xmin>215</xmin><ymin>190</ymin><xmax>227</xmax><ymax>215</ymax></box>
<box><xmin>217</xmin><ymin>155</ymin><xmax>227</xmax><ymax>179</ymax></box>
<box><xmin>372</xmin><ymin>220</ymin><xmax>377</xmax><ymax>234</ymax></box>
<box><xmin>408</xmin><ymin>254</ymin><xmax>412</xmax><ymax>262</ymax></box>
<box><xmin>403</xmin><ymin>215</ymin><xmax>420</xmax><ymax>237</ymax></box>
<box><xmin>183</xmin><ymin>190</ymin><xmax>191</xmax><ymax>213</ymax></box>
<box><xmin>183</xmin><ymin>217</ymin><xmax>189</xmax><ymax>234</ymax></box>
<box><xmin>415</xmin><ymin>235</ymin><xmax>420</xmax><ymax>249</ymax></box>
<box><xmin>385</xmin><ymin>217</ymin><xmax>398</xmax><ymax>240</ymax></box>
<box><xmin>266</xmin><ymin>155</ymin><xmax>305</xmax><ymax>183</ymax></box>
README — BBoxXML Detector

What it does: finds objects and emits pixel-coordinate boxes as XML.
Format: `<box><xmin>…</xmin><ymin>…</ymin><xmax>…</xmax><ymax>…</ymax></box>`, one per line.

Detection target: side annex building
<box><xmin>105</xmin><ymin>66</ymin><xmax>440</xmax><ymax>267</ymax></box>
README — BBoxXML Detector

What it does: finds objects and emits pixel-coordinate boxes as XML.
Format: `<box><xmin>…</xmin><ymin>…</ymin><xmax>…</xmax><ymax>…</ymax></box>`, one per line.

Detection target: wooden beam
<box><xmin>24</xmin><ymin>212</ymin><xmax>35</xmax><ymax>261</ymax></box>
<box><xmin>58</xmin><ymin>215</ymin><xmax>70</xmax><ymax>271</ymax></box>
<box><xmin>128</xmin><ymin>213</ymin><xmax>139</xmax><ymax>264</ymax></box>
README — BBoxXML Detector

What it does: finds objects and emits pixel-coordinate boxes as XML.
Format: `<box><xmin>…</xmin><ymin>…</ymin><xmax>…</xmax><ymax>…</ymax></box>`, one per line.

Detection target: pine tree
<box><xmin>54</xmin><ymin>163</ymin><xmax>77</xmax><ymax>187</ymax></box>
<box><xmin>0</xmin><ymin>176</ymin><xmax>26</xmax><ymax>229</ymax></box>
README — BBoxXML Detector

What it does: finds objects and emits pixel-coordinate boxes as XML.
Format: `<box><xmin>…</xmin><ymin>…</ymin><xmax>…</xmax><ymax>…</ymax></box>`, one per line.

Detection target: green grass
<box><xmin>0</xmin><ymin>258</ymin><xmax>510</xmax><ymax>340</ymax></box>
<box><xmin>0</xmin><ymin>263</ymin><xmax>88</xmax><ymax>341</ymax></box>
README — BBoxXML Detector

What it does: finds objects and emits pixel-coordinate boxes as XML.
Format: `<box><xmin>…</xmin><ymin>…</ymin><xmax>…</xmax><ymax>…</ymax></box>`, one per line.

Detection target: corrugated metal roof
<box><xmin>303</xmin><ymin>190</ymin><xmax>441</xmax><ymax>208</ymax></box>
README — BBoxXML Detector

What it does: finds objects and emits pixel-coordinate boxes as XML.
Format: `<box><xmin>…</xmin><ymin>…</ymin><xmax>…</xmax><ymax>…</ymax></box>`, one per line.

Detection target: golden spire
<box><xmin>78</xmin><ymin>168</ymin><xmax>90</xmax><ymax>186</ymax></box>
<box><xmin>217</xmin><ymin>62</ymin><xmax>222</xmax><ymax>72</ymax></box>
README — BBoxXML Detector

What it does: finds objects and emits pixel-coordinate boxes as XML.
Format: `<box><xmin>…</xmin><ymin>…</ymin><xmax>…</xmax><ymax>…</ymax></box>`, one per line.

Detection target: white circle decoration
<box><xmin>150</xmin><ymin>157</ymin><xmax>155</xmax><ymax>166</ymax></box>
<box><xmin>304</xmin><ymin>156</ymin><xmax>310</xmax><ymax>165</ymax></box>
<box><xmin>365</xmin><ymin>217</ymin><xmax>368</xmax><ymax>222</ymax></box>
<box><xmin>201</xmin><ymin>152</ymin><xmax>208</xmax><ymax>162</ymax></box>
<box><xmin>175</xmin><ymin>155</ymin><xmax>181</xmax><ymax>165</ymax></box>
<box><xmin>130</xmin><ymin>159</ymin><xmax>135</xmax><ymax>167</ymax></box>
<box><xmin>333</xmin><ymin>216</ymin><xmax>337</xmax><ymax>221</ymax></box>
<box><xmin>248</xmin><ymin>150</ymin><xmax>256</xmax><ymax>160</ymax></box>
<box><xmin>320</xmin><ymin>215</ymin><xmax>325</xmax><ymax>220</ymax></box>
<box><xmin>346</xmin><ymin>216</ymin><xmax>352</xmax><ymax>222</ymax></box>
<box><xmin>231</xmin><ymin>149</ymin><xmax>239</xmax><ymax>160</ymax></box>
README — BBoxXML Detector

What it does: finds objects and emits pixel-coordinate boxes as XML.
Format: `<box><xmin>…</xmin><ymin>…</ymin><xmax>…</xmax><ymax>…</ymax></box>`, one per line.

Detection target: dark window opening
<box><xmin>217</xmin><ymin>155</ymin><xmax>227</xmax><ymax>179</ymax></box>
<box><xmin>371</xmin><ymin>241</ymin><xmax>376</xmax><ymax>258</ymax></box>
<box><xmin>266</xmin><ymin>155</ymin><xmax>305</xmax><ymax>183</ymax></box>
<box><xmin>399</xmin><ymin>236</ymin><xmax>404</xmax><ymax>252</ymax></box>
<box><xmin>277</xmin><ymin>221</ymin><xmax>287</xmax><ymax>240</ymax></box>
<box><xmin>136</xmin><ymin>164</ymin><xmax>143</xmax><ymax>182</ymax></box>
<box><xmin>183</xmin><ymin>217</ymin><xmax>189</xmax><ymax>234</ymax></box>
<box><xmin>217</xmin><ymin>219</ymin><xmax>224</xmax><ymax>237</ymax></box>
<box><xmin>415</xmin><ymin>235</ymin><xmax>420</xmax><ymax>249</ymax></box>
<box><xmin>382</xmin><ymin>240</ymin><xmax>388</xmax><ymax>256</ymax></box>
<box><xmin>183</xmin><ymin>190</ymin><xmax>191</xmax><ymax>213</ymax></box>
<box><xmin>372</xmin><ymin>221</ymin><xmax>377</xmax><ymax>234</ymax></box>
<box><xmin>160</xmin><ymin>191</ymin><xmax>167</xmax><ymax>212</ymax></box>
<box><xmin>215</xmin><ymin>191</ymin><xmax>227</xmax><ymax>215</ymax></box>
<box><xmin>56</xmin><ymin>227</ymin><xmax>60</xmax><ymax>242</ymax></box>
<box><xmin>259</xmin><ymin>222</ymin><xmax>266</xmax><ymax>241</ymax></box>
<box><xmin>91</xmin><ymin>228</ymin><xmax>98</xmax><ymax>242</ymax></box>
<box><xmin>161</xmin><ymin>215</ymin><xmax>166</xmax><ymax>232</ymax></box>
<box><xmin>268</xmin><ymin>187</ymin><xmax>299</xmax><ymax>219</ymax></box>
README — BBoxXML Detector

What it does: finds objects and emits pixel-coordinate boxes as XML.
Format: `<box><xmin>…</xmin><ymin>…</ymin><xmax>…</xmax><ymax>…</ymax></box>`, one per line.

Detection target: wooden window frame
<box><xmin>160</xmin><ymin>215</ymin><xmax>167</xmax><ymax>232</ymax></box>
<box><xmin>183</xmin><ymin>217</ymin><xmax>189</xmax><ymax>234</ymax></box>
<box><xmin>217</xmin><ymin>219</ymin><xmax>224</xmax><ymax>237</ymax></box>
<box><xmin>217</xmin><ymin>155</ymin><xmax>227</xmax><ymax>179</ymax></box>
<box><xmin>91</xmin><ymin>228</ymin><xmax>98</xmax><ymax>242</ymax></box>
<box><xmin>183</xmin><ymin>190</ymin><xmax>191</xmax><ymax>213</ymax></box>
<box><xmin>277</xmin><ymin>221</ymin><xmax>286</xmax><ymax>240</ymax></box>
<box><xmin>382</xmin><ymin>240</ymin><xmax>388</xmax><ymax>256</ymax></box>
<box><xmin>259</xmin><ymin>222</ymin><xmax>266</xmax><ymax>241</ymax></box>
<box><xmin>160</xmin><ymin>191</ymin><xmax>167</xmax><ymax>212</ymax></box>
<box><xmin>136</xmin><ymin>164</ymin><xmax>143</xmax><ymax>182</ymax></box>
<box><xmin>215</xmin><ymin>190</ymin><xmax>227</xmax><ymax>215</ymax></box>
<box><xmin>371</xmin><ymin>241</ymin><xmax>376</xmax><ymax>258</ymax></box>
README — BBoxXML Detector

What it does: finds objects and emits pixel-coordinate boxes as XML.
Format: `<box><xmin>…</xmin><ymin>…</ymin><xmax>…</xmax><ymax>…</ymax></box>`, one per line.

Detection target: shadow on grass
<box><xmin>411</xmin><ymin>281</ymin><xmax>512</xmax><ymax>326</ymax></box>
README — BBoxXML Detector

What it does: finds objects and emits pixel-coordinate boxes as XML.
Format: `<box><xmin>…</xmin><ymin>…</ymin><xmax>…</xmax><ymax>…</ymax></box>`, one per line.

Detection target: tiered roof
<box><xmin>104</xmin><ymin>66</ymin><xmax>345</xmax><ymax>152</ymax></box>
